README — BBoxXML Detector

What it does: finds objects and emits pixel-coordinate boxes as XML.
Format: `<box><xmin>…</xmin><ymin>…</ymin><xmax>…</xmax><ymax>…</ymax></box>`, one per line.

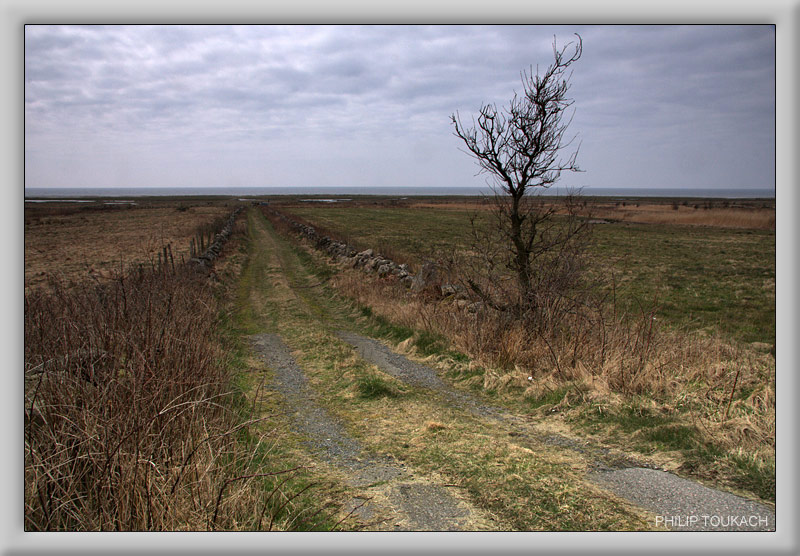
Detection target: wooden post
<box><xmin>168</xmin><ymin>244</ymin><xmax>175</xmax><ymax>273</ymax></box>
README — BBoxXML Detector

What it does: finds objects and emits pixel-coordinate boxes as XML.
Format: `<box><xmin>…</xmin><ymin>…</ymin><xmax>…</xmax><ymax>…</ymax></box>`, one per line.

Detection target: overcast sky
<box><xmin>24</xmin><ymin>24</ymin><xmax>775</xmax><ymax>191</ymax></box>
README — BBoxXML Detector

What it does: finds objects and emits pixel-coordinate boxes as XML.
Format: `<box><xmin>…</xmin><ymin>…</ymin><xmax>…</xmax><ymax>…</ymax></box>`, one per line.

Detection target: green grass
<box><xmin>360</xmin><ymin>306</ymin><xmax>415</xmax><ymax>342</ymax></box>
<box><xmin>286</xmin><ymin>205</ymin><xmax>472</xmax><ymax>267</ymax></box>
<box><xmin>572</xmin><ymin>401</ymin><xmax>774</xmax><ymax>503</ymax></box>
<box><xmin>355</xmin><ymin>372</ymin><xmax>405</xmax><ymax>399</ymax></box>
<box><xmin>287</xmin><ymin>204</ymin><xmax>775</xmax><ymax>345</ymax></box>
<box><xmin>589</xmin><ymin>221</ymin><xmax>775</xmax><ymax>344</ymax></box>
<box><xmin>724</xmin><ymin>451</ymin><xmax>776</xmax><ymax>502</ymax></box>
<box><xmin>281</xmin><ymin>203</ymin><xmax>775</xmax><ymax>505</ymax></box>
<box><xmin>216</xmin><ymin>213</ymin><xmax>356</xmax><ymax>530</ymax></box>
<box><xmin>527</xmin><ymin>386</ymin><xmax>573</xmax><ymax>410</ymax></box>
<box><xmin>574</xmin><ymin>402</ymin><xmax>701</xmax><ymax>454</ymax></box>
<box><xmin>357</xmin><ymin>302</ymin><xmax>469</xmax><ymax>362</ymax></box>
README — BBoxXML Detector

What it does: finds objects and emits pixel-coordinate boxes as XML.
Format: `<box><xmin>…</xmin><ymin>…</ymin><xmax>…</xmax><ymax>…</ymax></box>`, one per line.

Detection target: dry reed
<box><xmin>24</xmin><ymin>216</ymin><xmax>315</xmax><ymax>530</ymax></box>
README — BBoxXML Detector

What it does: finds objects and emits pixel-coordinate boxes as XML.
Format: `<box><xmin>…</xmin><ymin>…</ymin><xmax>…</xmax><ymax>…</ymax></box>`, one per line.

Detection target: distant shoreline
<box><xmin>24</xmin><ymin>186</ymin><xmax>776</xmax><ymax>200</ymax></box>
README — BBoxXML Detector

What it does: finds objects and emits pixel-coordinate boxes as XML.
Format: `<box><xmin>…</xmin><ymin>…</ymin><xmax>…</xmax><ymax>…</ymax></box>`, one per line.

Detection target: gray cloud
<box><xmin>25</xmin><ymin>24</ymin><xmax>775</xmax><ymax>190</ymax></box>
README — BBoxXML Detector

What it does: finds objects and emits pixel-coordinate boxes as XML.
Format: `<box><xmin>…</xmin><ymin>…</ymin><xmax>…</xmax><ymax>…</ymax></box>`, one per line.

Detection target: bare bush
<box><xmin>451</xmin><ymin>35</ymin><xmax>583</xmax><ymax>315</ymax></box>
<box><xmin>24</xmin><ymin>242</ymin><xmax>315</xmax><ymax>530</ymax></box>
<box><xmin>450</xmin><ymin>192</ymin><xmax>594</xmax><ymax>334</ymax></box>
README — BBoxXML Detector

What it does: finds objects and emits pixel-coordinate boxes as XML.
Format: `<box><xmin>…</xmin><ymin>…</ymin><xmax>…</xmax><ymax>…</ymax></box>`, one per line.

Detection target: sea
<box><xmin>24</xmin><ymin>186</ymin><xmax>776</xmax><ymax>200</ymax></box>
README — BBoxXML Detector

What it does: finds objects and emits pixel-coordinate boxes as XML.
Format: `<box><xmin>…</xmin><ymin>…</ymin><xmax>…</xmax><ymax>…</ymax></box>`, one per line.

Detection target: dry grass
<box><xmin>404</xmin><ymin>199</ymin><xmax>775</xmax><ymax>230</ymax></box>
<box><xmin>251</xmin><ymin>203</ymin><xmax>775</xmax><ymax>502</ymax></box>
<box><xmin>585</xmin><ymin>203</ymin><xmax>775</xmax><ymax>229</ymax></box>
<box><xmin>24</xmin><ymin>203</ymin><xmax>231</xmax><ymax>290</ymax></box>
<box><xmin>28</xmin><ymin>269</ymin><xmax>229</xmax><ymax>529</ymax></box>
<box><xmin>328</xmin><ymin>260</ymin><xmax>775</xmax><ymax>500</ymax></box>
<box><xmin>407</xmin><ymin>201</ymin><xmax>487</xmax><ymax>212</ymax></box>
<box><xmin>23</xmin><ymin>210</ymin><xmax>323</xmax><ymax>531</ymax></box>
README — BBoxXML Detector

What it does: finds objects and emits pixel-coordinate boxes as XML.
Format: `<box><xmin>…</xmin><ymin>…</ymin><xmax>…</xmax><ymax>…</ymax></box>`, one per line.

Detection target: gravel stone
<box><xmin>389</xmin><ymin>483</ymin><xmax>471</xmax><ymax>531</ymax></box>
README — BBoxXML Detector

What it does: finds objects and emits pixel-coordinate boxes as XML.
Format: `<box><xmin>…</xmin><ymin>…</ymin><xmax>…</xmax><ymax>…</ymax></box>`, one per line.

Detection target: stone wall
<box><xmin>189</xmin><ymin>207</ymin><xmax>244</xmax><ymax>270</ymax></box>
<box><xmin>266</xmin><ymin>207</ymin><xmax>419</xmax><ymax>286</ymax></box>
<box><xmin>265</xmin><ymin>207</ymin><xmax>482</xmax><ymax>312</ymax></box>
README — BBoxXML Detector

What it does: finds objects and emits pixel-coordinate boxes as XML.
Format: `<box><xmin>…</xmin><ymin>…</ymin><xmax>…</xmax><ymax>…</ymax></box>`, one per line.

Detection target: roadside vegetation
<box><xmin>24</xmin><ymin>204</ymin><xmax>335</xmax><ymax>531</ymax></box>
<box><xmin>23</xmin><ymin>198</ymin><xmax>775</xmax><ymax>530</ymax></box>
<box><xmin>275</xmin><ymin>199</ymin><xmax>776</xmax><ymax>504</ymax></box>
<box><xmin>286</xmin><ymin>202</ymin><xmax>775</xmax><ymax>345</ymax></box>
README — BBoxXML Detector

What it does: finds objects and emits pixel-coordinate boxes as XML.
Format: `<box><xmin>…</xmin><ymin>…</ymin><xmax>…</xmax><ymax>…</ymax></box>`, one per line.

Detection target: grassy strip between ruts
<box><xmin>214</xmin><ymin>210</ymin><xmax>352</xmax><ymax>531</ymax></box>
<box><xmin>241</xmin><ymin>207</ymin><xmax>655</xmax><ymax>530</ymax></box>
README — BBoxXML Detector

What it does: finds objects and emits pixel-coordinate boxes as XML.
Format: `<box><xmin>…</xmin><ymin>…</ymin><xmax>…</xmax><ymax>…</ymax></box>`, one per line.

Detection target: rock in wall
<box><xmin>264</xmin><ymin>207</ymin><xmax>482</xmax><ymax>312</ymax></box>
<box><xmin>189</xmin><ymin>207</ymin><xmax>244</xmax><ymax>270</ymax></box>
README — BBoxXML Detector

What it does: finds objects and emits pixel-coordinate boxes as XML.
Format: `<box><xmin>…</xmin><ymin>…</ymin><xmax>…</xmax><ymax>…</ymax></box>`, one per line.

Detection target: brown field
<box><xmin>401</xmin><ymin>199</ymin><xmax>775</xmax><ymax>230</ymax></box>
<box><xmin>24</xmin><ymin>202</ymin><xmax>232</xmax><ymax>290</ymax></box>
<box><xmin>581</xmin><ymin>201</ymin><xmax>775</xmax><ymax>229</ymax></box>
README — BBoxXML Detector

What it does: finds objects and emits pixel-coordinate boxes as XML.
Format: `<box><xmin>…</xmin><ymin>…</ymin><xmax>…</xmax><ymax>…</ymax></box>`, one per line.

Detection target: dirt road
<box><xmin>237</xmin><ymin>207</ymin><xmax>774</xmax><ymax>531</ymax></box>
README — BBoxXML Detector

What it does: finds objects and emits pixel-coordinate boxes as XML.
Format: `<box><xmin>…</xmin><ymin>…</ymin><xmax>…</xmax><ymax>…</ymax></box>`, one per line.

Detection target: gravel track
<box><xmin>335</xmin><ymin>331</ymin><xmax>776</xmax><ymax>532</ymax></box>
<box><xmin>248</xmin><ymin>332</ymin><xmax>483</xmax><ymax>531</ymax></box>
<box><xmin>337</xmin><ymin>330</ymin><xmax>636</xmax><ymax>466</ymax></box>
<box><xmin>248</xmin><ymin>211</ymin><xmax>775</xmax><ymax>531</ymax></box>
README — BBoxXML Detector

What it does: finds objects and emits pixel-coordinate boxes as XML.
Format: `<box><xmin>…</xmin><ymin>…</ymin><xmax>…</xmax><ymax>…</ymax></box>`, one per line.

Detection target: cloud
<box><xmin>24</xmin><ymin>24</ymin><xmax>775</xmax><ymax>190</ymax></box>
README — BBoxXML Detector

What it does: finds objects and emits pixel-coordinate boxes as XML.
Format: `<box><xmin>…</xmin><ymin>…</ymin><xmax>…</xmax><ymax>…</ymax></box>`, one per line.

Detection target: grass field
<box><xmin>284</xmin><ymin>200</ymin><xmax>775</xmax><ymax>345</ymax></box>
<box><xmin>24</xmin><ymin>200</ymin><xmax>339</xmax><ymax>531</ymax></box>
<box><xmin>24</xmin><ymin>200</ymin><xmax>234</xmax><ymax>290</ymax></box>
<box><xmin>226</xmin><ymin>207</ymin><xmax>656</xmax><ymax>530</ymax></box>
<box><xmin>23</xmin><ymin>195</ymin><xmax>777</xmax><ymax>529</ymax></box>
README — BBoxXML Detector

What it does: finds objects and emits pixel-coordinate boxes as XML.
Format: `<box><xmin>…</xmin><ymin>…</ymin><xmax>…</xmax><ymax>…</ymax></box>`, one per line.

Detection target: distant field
<box><xmin>24</xmin><ymin>201</ymin><xmax>233</xmax><ymax>289</ymax></box>
<box><xmin>285</xmin><ymin>200</ymin><xmax>775</xmax><ymax>345</ymax></box>
<box><xmin>577</xmin><ymin>199</ymin><xmax>775</xmax><ymax>229</ymax></box>
<box><xmin>403</xmin><ymin>197</ymin><xmax>775</xmax><ymax>229</ymax></box>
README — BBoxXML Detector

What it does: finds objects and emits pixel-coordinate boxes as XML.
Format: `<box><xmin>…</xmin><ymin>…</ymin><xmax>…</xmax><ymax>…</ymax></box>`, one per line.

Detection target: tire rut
<box><xmin>337</xmin><ymin>330</ymin><xmax>629</xmax><ymax>463</ymax></box>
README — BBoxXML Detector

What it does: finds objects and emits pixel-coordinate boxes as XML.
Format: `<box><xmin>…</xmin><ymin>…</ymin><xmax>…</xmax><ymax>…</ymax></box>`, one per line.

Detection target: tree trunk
<box><xmin>509</xmin><ymin>193</ymin><xmax>532</xmax><ymax>300</ymax></box>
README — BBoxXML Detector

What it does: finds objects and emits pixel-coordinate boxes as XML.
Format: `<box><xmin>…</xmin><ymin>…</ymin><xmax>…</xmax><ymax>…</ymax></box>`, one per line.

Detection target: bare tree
<box><xmin>451</xmin><ymin>34</ymin><xmax>587</xmax><ymax>320</ymax></box>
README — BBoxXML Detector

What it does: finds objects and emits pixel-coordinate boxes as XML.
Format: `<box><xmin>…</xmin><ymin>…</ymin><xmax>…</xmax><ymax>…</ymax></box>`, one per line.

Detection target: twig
<box><xmin>268</xmin><ymin>482</ymin><xmax>315</xmax><ymax>531</ymax></box>
<box><xmin>724</xmin><ymin>367</ymin><xmax>741</xmax><ymax>420</ymax></box>
<box><xmin>329</xmin><ymin>496</ymin><xmax>373</xmax><ymax>531</ymax></box>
